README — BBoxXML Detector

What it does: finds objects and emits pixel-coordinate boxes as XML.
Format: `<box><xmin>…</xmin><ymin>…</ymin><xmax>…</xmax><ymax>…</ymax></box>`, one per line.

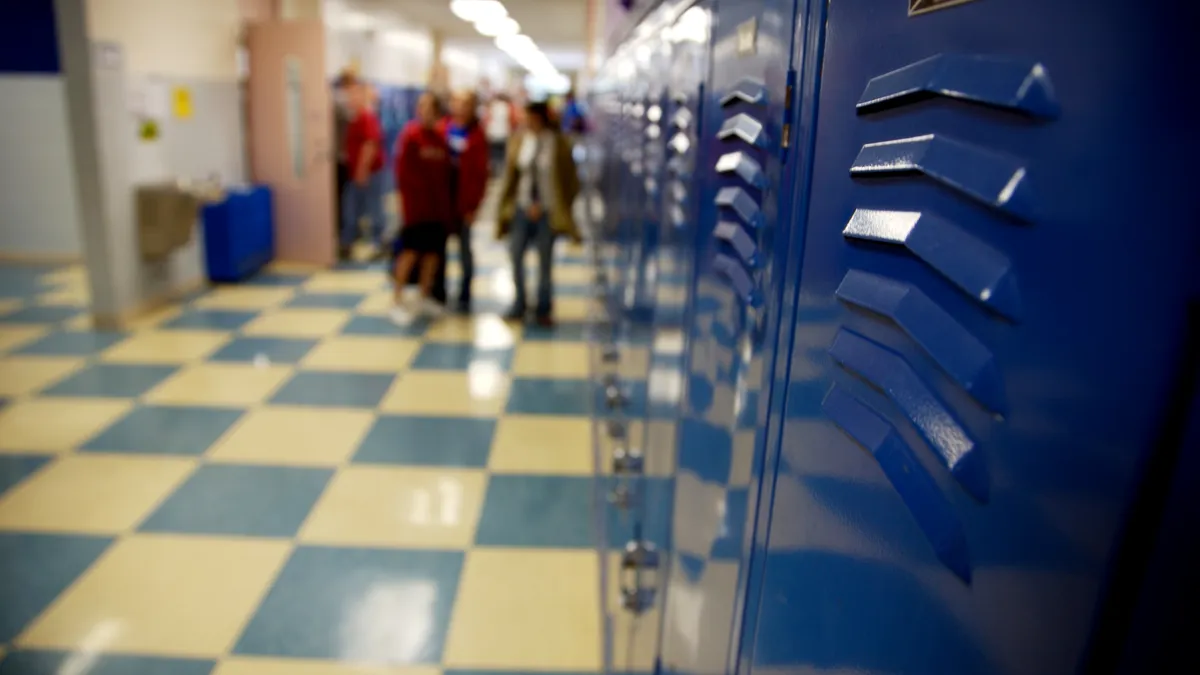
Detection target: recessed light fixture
<box><xmin>450</xmin><ymin>0</ymin><xmax>508</xmax><ymax>23</ymax></box>
<box><xmin>475</xmin><ymin>16</ymin><xmax>519</xmax><ymax>37</ymax></box>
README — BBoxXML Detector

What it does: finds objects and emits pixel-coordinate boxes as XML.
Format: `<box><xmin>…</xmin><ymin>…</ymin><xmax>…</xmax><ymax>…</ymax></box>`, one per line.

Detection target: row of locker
<box><xmin>582</xmin><ymin>0</ymin><xmax>1199</xmax><ymax>674</ymax></box>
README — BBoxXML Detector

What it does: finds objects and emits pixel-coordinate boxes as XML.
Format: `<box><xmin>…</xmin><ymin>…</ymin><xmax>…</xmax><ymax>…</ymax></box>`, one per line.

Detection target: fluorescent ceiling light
<box><xmin>450</xmin><ymin>0</ymin><xmax>507</xmax><ymax>23</ymax></box>
<box><xmin>475</xmin><ymin>16</ymin><xmax>519</xmax><ymax>37</ymax></box>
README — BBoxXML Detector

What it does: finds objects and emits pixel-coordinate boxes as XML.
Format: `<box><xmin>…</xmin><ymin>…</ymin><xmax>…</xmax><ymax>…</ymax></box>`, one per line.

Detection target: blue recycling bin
<box><xmin>201</xmin><ymin>185</ymin><xmax>273</xmax><ymax>283</ymax></box>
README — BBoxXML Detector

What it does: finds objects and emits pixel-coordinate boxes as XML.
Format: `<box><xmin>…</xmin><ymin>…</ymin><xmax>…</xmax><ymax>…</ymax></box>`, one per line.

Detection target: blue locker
<box><xmin>648</xmin><ymin>0</ymin><xmax>804</xmax><ymax>673</ymax></box>
<box><xmin>741</xmin><ymin>1</ymin><xmax>1200</xmax><ymax>674</ymax></box>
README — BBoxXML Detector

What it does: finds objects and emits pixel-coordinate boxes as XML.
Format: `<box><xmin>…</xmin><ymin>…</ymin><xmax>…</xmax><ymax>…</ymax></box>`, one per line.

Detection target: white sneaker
<box><xmin>419</xmin><ymin>298</ymin><xmax>446</xmax><ymax>318</ymax></box>
<box><xmin>389</xmin><ymin>306</ymin><xmax>416</xmax><ymax>326</ymax></box>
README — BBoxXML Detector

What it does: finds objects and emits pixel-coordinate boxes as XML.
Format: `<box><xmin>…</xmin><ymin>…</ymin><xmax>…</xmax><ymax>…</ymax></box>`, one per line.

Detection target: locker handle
<box><xmin>857</xmin><ymin>53</ymin><xmax>1060</xmax><ymax>119</ymax></box>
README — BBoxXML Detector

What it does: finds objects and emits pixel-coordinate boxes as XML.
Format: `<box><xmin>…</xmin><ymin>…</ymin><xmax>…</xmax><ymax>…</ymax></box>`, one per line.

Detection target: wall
<box><xmin>0</xmin><ymin>0</ymin><xmax>84</xmax><ymax>259</ymax></box>
<box><xmin>84</xmin><ymin>0</ymin><xmax>249</xmax><ymax>299</ymax></box>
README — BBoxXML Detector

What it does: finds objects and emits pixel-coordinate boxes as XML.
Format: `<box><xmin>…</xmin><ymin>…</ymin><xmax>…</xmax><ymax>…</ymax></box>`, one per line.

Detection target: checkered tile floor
<box><xmin>0</xmin><ymin>235</ymin><xmax>636</xmax><ymax>674</ymax></box>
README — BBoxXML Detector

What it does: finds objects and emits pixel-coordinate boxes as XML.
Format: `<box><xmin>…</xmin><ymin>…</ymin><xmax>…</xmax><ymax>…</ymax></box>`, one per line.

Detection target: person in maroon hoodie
<box><xmin>390</xmin><ymin>92</ymin><xmax>453</xmax><ymax>326</ymax></box>
<box><xmin>436</xmin><ymin>89</ymin><xmax>490</xmax><ymax>312</ymax></box>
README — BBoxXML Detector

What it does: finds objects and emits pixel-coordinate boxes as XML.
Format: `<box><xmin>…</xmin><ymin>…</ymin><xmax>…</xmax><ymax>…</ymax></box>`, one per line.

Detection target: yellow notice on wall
<box><xmin>171</xmin><ymin>86</ymin><xmax>193</xmax><ymax>120</ymax></box>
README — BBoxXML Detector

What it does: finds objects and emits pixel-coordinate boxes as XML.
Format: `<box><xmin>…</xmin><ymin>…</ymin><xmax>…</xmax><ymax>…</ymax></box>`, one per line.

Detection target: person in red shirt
<box><xmin>435</xmin><ymin>89</ymin><xmax>490</xmax><ymax>311</ymax></box>
<box><xmin>340</xmin><ymin>82</ymin><xmax>386</xmax><ymax>259</ymax></box>
<box><xmin>390</xmin><ymin>91</ymin><xmax>454</xmax><ymax>325</ymax></box>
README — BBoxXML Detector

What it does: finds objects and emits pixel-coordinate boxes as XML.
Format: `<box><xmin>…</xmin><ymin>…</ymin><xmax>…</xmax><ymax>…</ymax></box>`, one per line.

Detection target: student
<box><xmin>484</xmin><ymin>93</ymin><xmax>516</xmax><ymax>173</ymax></box>
<box><xmin>340</xmin><ymin>82</ymin><xmax>387</xmax><ymax>259</ymax></box>
<box><xmin>391</xmin><ymin>92</ymin><xmax>453</xmax><ymax>325</ymax></box>
<box><xmin>560</xmin><ymin>89</ymin><xmax>589</xmax><ymax>138</ymax></box>
<box><xmin>437</xmin><ymin>89</ymin><xmax>490</xmax><ymax>312</ymax></box>
<box><xmin>332</xmin><ymin>70</ymin><xmax>356</xmax><ymax>240</ymax></box>
<box><xmin>497</xmin><ymin>101</ymin><xmax>581</xmax><ymax>326</ymax></box>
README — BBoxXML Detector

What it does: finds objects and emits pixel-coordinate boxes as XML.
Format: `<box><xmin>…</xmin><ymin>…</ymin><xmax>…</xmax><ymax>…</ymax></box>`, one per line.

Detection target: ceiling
<box><xmin>340</xmin><ymin>0</ymin><xmax>589</xmax><ymax>48</ymax></box>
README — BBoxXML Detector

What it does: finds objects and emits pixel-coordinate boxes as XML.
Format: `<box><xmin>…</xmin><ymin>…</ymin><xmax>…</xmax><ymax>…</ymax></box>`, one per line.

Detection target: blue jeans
<box><xmin>509</xmin><ymin>211</ymin><xmax>554</xmax><ymax>316</ymax></box>
<box><xmin>340</xmin><ymin>170</ymin><xmax>386</xmax><ymax>248</ymax></box>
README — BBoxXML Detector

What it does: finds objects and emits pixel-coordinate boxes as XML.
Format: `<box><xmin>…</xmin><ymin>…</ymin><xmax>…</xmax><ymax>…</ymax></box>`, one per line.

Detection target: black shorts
<box><xmin>401</xmin><ymin>222</ymin><xmax>447</xmax><ymax>255</ymax></box>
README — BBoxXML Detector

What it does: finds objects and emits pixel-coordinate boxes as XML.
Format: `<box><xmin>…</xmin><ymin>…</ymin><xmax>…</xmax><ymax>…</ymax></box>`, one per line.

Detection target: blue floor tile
<box><xmin>444</xmin><ymin>667</ymin><xmax>609</xmax><ymax>672</ymax></box>
<box><xmin>353</xmin><ymin>416</ymin><xmax>495</xmax><ymax>467</ymax></box>
<box><xmin>241</xmin><ymin>272</ymin><xmax>310</xmax><ymax>287</ymax></box>
<box><xmin>554</xmin><ymin>284</ymin><xmax>593</xmax><ymax>298</ymax></box>
<box><xmin>13</xmin><ymin>330</ymin><xmax>127</xmax><ymax>356</ymax></box>
<box><xmin>161</xmin><ymin>309</ymin><xmax>258</xmax><ymax>331</ymax></box>
<box><xmin>334</xmin><ymin>260</ymin><xmax>387</xmax><ymax>272</ymax></box>
<box><xmin>0</xmin><ymin>306</ymin><xmax>79</xmax><ymax>325</ymax></box>
<box><xmin>0</xmin><ymin>455</ymin><xmax>51</xmax><ymax>498</ymax></box>
<box><xmin>286</xmin><ymin>292</ymin><xmax>366</xmax><ymax>309</ymax></box>
<box><xmin>0</xmin><ymin>533</ymin><xmax>113</xmax><ymax>642</ymax></box>
<box><xmin>604</xmin><ymin>476</ymin><xmax>675</xmax><ymax>550</ymax></box>
<box><xmin>410</xmin><ymin>343</ymin><xmax>513</xmax><ymax>371</ymax></box>
<box><xmin>522</xmin><ymin>320</ymin><xmax>591</xmax><ymax>342</ymax></box>
<box><xmin>82</xmin><ymin>406</ymin><xmax>244</xmax><ymax>456</ymax></box>
<box><xmin>234</xmin><ymin>546</ymin><xmax>464</xmax><ymax>663</ymax></box>
<box><xmin>342</xmin><ymin>315</ymin><xmax>429</xmax><ymax>338</ymax></box>
<box><xmin>0</xmin><ymin>651</ymin><xmax>214</xmax><ymax>675</ymax></box>
<box><xmin>208</xmin><ymin>337</ymin><xmax>318</xmax><ymax>364</ymax></box>
<box><xmin>270</xmin><ymin>371</ymin><xmax>396</xmax><ymax>408</ymax></box>
<box><xmin>475</xmin><ymin>475</ymin><xmax>594</xmax><ymax>548</ymax></box>
<box><xmin>0</xmin><ymin>266</ymin><xmax>52</xmax><ymax>300</ymax></box>
<box><xmin>506</xmin><ymin>378</ymin><xmax>592</xmax><ymax>416</ymax></box>
<box><xmin>41</xmin><ymin>363</ymin><xmax>178</xmax><ymax>398</ymax></box>
<box><xmin>139</xmin><ymin>464</ymin><xmax>333</xmax><ymax>538</ymax></box>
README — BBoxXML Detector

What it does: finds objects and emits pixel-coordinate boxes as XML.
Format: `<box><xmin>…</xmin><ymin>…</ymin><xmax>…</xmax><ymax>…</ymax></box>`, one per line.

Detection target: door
<box><xmin>745</xmin><ymin>0</ymin><xmax>1199</xmax><ymax>673</ymax></box>
<box><xmin>247</xmin><ymin>20</ymin><xmax>334</xmax><ymax>265</ymax></box>
<box><xmin>653</xmin><ymin>0</ymin><xmax>800</xmax><ymax>672</ymax></box>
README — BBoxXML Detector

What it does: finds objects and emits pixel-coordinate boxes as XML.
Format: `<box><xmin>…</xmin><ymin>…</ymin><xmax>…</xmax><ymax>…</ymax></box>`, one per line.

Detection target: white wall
<box><xmin>83</xmin><ymin>0</ymin><xmax>248</xmax><ymax>297</ymax></box>
<box><xmin>0</xmin><ymin>75</ymin><xmax>84</xmax><ymax>258</ymax></box>
<box><xmin>86</xmin><ymin>0</ymin><xmax>242</xmax><ymax>80</ymax></box>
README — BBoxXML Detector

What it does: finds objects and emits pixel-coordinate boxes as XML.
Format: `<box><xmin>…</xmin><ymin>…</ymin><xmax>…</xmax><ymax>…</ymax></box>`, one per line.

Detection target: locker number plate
<box><xmin>909</xmin><ymin>0</ymin><xmax>979</xmax><ymax>16</ymax></box>
<box><xmin>737</xmin><ymin>18</ymin><xmax>758</xmax><ymax>56</ymax></box>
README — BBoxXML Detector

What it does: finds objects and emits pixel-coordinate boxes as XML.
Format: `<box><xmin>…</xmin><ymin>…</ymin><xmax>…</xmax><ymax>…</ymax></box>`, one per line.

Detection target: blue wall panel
<box><xmin>0</xmin><ymin>0</ymin><xmax>60</xmax><ymax>74</ymax></box>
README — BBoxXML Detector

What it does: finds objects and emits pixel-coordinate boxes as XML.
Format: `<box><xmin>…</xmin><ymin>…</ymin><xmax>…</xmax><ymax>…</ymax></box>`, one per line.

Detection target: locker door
<box><xmin>653</xmin><ymin>0</ymin><xmax>801</xmax><ymax>672</ymax></box>
<box><xmin>602</xmin><ymin>4</ymin><xmax>717</xmax><ymax>674</ymax></box>
<box><xmin>747</xmin><ymin>1</ymin><xmax>1199</xmax><ymax>673</ymax></box>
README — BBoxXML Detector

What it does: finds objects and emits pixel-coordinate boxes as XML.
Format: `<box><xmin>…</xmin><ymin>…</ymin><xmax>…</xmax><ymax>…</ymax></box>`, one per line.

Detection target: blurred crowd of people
<box><xmin>332</xmin><ymin>72</ymin><xmax>586</xmax><ymax>328</ymax></box>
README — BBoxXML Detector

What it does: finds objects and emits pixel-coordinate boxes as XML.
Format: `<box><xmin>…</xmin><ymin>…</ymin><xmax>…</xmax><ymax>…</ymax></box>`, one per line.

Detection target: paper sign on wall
<box><xmin>172</xmin><ymin>86</ymin><xmax>193</xmax><ymax>120</ymax></box>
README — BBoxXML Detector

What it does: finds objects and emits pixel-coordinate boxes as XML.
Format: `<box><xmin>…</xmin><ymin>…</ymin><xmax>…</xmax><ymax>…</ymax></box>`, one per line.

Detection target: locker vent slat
<box><xmin>823</xmin><ymin>385</ymin><xmax>971</xmax><ymax>582</ymax></box>
<box><xmin>850</xmin><ymin>134</ymin><xmax>1036</xmax><ymax>222</ymax></box>
<box><xmin>842</xmin><ymin>208</ymin><xmax>1023</xmax><ymax>321</ymax></box>
<box><xmin>828</xmin><ymin>329</ymin><xmax>989</xmax><ymax>503</ymax></box>
<box><xmin>836</xmin><ymin>270</ymin><xmax>1005</xmax><ymax>413</ymax></box>
<box><xmin>856</xmin><ymin>53</ymin><xmax>1059</xmax><ymax>118</ymax></box>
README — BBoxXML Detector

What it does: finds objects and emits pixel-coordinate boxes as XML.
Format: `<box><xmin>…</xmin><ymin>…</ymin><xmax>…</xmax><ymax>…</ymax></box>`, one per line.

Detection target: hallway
<box><xmin>0</xmin><ymin>234</ymin><xmax>610</xmax><ymax>673</ymax></box>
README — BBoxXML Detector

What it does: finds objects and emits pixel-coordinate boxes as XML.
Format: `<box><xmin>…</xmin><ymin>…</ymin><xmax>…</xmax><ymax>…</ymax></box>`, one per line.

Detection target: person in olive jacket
<box><xmin>497</xmin><ymin>100</ymin><xmax>580</xmax><ymax>326</ymax></box>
